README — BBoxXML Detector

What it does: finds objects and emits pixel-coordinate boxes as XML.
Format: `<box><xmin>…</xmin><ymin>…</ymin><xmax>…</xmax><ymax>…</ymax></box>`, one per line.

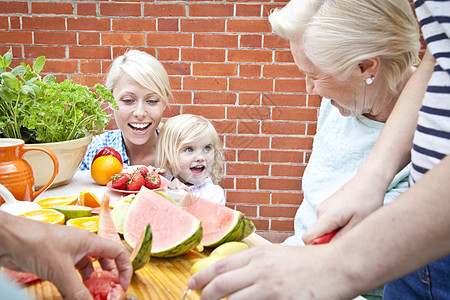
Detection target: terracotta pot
<box><xmin>0</xmin><ymin>138</ymin><xmax>59</xmax><ymax>204</ymax></box>
<box><xmin>23</xmin><ymin>134</ymin><xmax>92</xmax><ymax>189</ymax></box>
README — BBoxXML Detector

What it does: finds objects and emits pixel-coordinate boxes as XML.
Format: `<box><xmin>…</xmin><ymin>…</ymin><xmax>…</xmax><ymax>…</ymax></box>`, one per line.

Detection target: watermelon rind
<box><xmin>152</xmin><ymin>224</ymin><xmax>203</xmax><ymax>258</ymax></box>
<box><xmin>203</xmin><ymin>214</ymin><xmax>256</xmax><ymax>248</ymax></box>
<box><xmin>130</xmin><ymin>223</ymin><xmax>152</xmax><ymax>271</ymax></box>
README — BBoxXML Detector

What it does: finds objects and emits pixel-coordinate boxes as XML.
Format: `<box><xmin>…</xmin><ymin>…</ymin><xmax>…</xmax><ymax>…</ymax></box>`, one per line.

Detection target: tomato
<box><xmin>93</xmin><ymin>147</ymin><xmax>123</xmax><ymax>166</ymax></box>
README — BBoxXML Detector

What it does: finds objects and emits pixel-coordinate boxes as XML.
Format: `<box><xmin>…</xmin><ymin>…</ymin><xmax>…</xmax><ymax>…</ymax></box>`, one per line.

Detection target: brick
<box><xmin>79</xmin><ymin>32</ymin><xmax>100</xmax><ymax>45</ymax></box>
<box><xmin>239</xmin><ymin>64</ymin><xmax>261</xmax><ymax>77</ymax></box>
<box><xmin>234</xmin><ymin>204</ymin><xmax>257</xmax><ymax>217</ymax></box>
<box><xmin>77</xmin><ymin>3</ymin><xmax>96</xmax><ymax>16</ymax></box>
<box><xmin>183</xmin><ymin>105</ymin><xmax>226</xmax><ymax>119</ymax></box>
<box><xmin>229</xmin><ymin>78</ymin><xmax>273</xmax><ymax>92</ymax></box>
<box><xmin>32</xmin><ymin>2</ymin><xmax>73</xmax><ymax>15</ymax></box>
<box><xmin>264</xmin><ymin>34</ymin><xmax>290</xmax><ymax>49</ymax></box>
<box><xmin>34</xmin><ymin>32</ymin><xmax>77</xmax><ymax>45</ymax></box>
<box><xmin>262</xmin><ymin>93</ymin><xmax>307</xmax><ymax>107</ymax></box>
<box><xmin>183</xmin><ymin>77</ymin><xmax>227</xmax><ymax>91</ymax></box>
<box><xmin>240</xmin><ymin>35</ymin><xmax>262</xmax><ymax>48</ymax></box>
<box><xmin>181</xmin><ymin>19</ymin><xmax>225</xmax><ymax>33</ymax></box>
<box><xmin>272</xmin><ymin>107</ymin><xmax>318</xmax><ymax>122</ymax></box>
<box><xmin>229</xmin><ymin>49</ymin><xmax>271</xmax><ymax>63</ymax></box>
<box><xmin>228</xmin><ymin>106</ymin><xmax>270</xmax><ymax>120</ymax></box>
<box><xmin>271</xmin><ymin>164</ymin><xmax>306</xmax><ymax>177</ymax></box>
<box><xmin>0</xmin><ymin>31</ymin><xmax>32</xmax><ymax>44</ymax></box>
<box><xmin>271</xmin><ymin>136</ymin><xmax>314</xmax><ymax>150</ymax></box>
<box><xmin>262</xmin><ymin>4</ymin><xmax>286</xmax><ymax>17</ymax></box>
<box><xmin>261</xmin><ymin>122</ymin><xmax>306</xmax><ymax>135</ymax></box>
<box><xmin>67</xmin><ymin>18</ymin><xmax>110</xmax><ymax>31</ymax></box>
<box><xmin>194</xmin><ymin>34</ymin><xmax>238</xmax><ymax>48</ymax></box>
<box><xmin>239</xmin><ymin>93</ymin><xmax>260</xmax><ymax>105</ymax></box>
<box><xmin>236</xmin><ymin>177</ymin><xmax>257</xmax><ymax>190</ymax></box>
<box><xmin>260</xmin><ymin>205</ymin><xmax>298</xmax><ymax>218</ymax></box>
<box><xmin>69</xmin><ymin>46</ymin><xmax>111</xmax><ymax>60</ymax></box>
<box><xmin>23</xmin><ymin>16</ymin><xmax>65</xmax><ymax>30</ymax></box>
<box><xmin>193</xmin><ymin>63</ymin><xmax>237</xmax><ymax>76</ymax></box>
<box><xmin>227</xmin><ymin>191</ymin><xmax>270</xmax><ymax>205</ymax></box>
<box><xmin>189</xmin><ymin>4</ymin><xmax>233</xmax><ymax>17</ymax></box>
<box><xmin>235</xmin><ymin>4</ymin><xmax>261</xmax><ymax>17</ymax></box>
<box><xmin>226</xmin><ymin>135</ymin><xmax>270</xmax><ymax>149</ymax></box>
<box><xmin>144</xmin><ymin>4</ymin><xmax>186</xmax><ymax>17</ymax></box>
<box><xmin>220</xmin><ymin>177</ymin><xmax>234</xmax><ymax>189</ymax></box>
<box><xmin>261</xmin><ymin>150</ymin><xmax>303</xmax><ymax>163</ymax></box>
<box><xmin>147</xmin><ymin>33</ymin><xmax>191</xmax><ymax>47</ymax></box>
<box><xmin>227</xmin><ymin>19</ymin><xmax>271</xmax><ymax>33</ymax></box>
<box><xmin>251</xmin><ymin>219</ymin><xmax>269</xmax><ymax>230</ymax></box>
<box><xmin>213</xmin><ymin>120</ymin><xmax>237</xmax><ymax>134</ymax></box>
<box><xmin>272</xmin><ymin>192</ymin><xmax>303</xmax><ymax>206</ymax></box>
<box><xmin>80</xmin><ymin>60</ymin><xmax>102</xmax><ymax>74</ymax></box>
<box><xmin>0</xmin><ymin>2</ymin><xmax>27</xmax><ymax>14</ymax></box>
<box><xmin>158</xmin><ymin>18</ymin><xmax>179</xmax><ymax>31</ymax></box>
<box><xmin>171</xmin><ymin>91</ymin><xmax>191</xmax><ymax>105</ymax></box>
<box><xmin>193</xmin><ymin>91</ymin><xmax>236</xmax><ymax>105</ymax></box>
<box><xmin>238</xmin><ymin>121</ymin><xmax>260</xmax><ymax>135</ymax></box>
<box><xmin>181</xmin><ymin>48</ymin><xmax>225</xmax><ymax>62</ymax></box>
<box><xmin>44</xmin><ymin>60</ymin><xmax>78</xmax><ymax>74</ymax></box>
<box><xmin>237</xmin><ymin>150</ymin><xmax>259</xmax><ymax>162</ymax></box>
<box><xmin>100</xmin><ymin>3</ymin><xmax>140</xmax><ymax>17</ymax></box>
<box><xmin>23</xmin><ymin>46</ymin><xmax>66</xmax><ymax>59</ymax></box>
<box><xmin>275</xmin><ymin>49</ymin><xmax>295</xmax><ymax>63</ymax></box>
<box><xmin>164</xmin><ymin>62</ymin><xmax>190</xmax><ymax>76</ymax></box>
<box><xmin>308</xmin><ymin>94</ymin><xmax>321</xmax><ymax>107</ymax></box>
<box><xmin>113</xmin><ymin>19</ymin><xmax>156</xmax><ymax>31</ymax></box>
<box><xmin>263</xmin><ymin>64</ymin><xmax>303</xmax><ymax>78</ymax></box>
<box><xmin>102</xmin><ymin>33</ymin><xmax>145</xmax><ymax>46</ymax></box>
<box><xmin>275</xmin><ymin>79</ymin><xmax>306</xmax><ymax>93</ymax></box>
<box><xmin>307</xmin><ymin>123</ymin><xmax>317</xmax><ymax>136</ymax></box>
<box><xmin>10</xmin><ymin>16</ymin><xmax>21</xmax><ymax>29</ymax></box>
<box><xmin>271</xmin><ymin>219</ymin><xmax>295</xmax><ymax>231</ymax></box>
<box><xmin>169</xmin><ymin>76</ymin><xmax>181</xmax><ymax>90</ymax></box>
<box><xmin>158</xmin><ymin>48</ymin><xmax>179</xmax><ymax>61</ymax></box>
<box><xmin>70</xmin><ymin>74</ymin><xmax>104</xmax><ymax>87</ymax></box>
<box><xmin>259</xmin><ymin>178</ymin><xmax>301</xmax><ymax>191</ymax></box>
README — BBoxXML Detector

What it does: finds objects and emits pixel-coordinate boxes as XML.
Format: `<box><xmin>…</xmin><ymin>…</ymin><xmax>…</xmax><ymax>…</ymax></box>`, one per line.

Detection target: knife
<box><xmin>310</xmin><ymin>229</ymin><xmax>338</xmax><ymax>245</ymax></box>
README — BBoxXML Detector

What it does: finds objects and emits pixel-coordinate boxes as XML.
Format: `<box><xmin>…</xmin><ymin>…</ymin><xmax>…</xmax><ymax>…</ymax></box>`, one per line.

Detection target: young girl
<box><xmin>156</xmin><ymin>114</ymin><xmax>225</xmax><ymax>206</ymax></box>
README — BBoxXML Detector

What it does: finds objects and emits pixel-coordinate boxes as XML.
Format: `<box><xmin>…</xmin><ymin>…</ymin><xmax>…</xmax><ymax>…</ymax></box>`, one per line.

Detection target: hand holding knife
<box><xmin>310</xmin><ymin>229</ymin><xmax>339</xmax><ymax>245</ymax></box>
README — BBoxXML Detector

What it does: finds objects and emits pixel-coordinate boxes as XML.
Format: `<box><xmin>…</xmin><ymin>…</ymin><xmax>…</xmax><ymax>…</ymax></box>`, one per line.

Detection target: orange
<box><xmin>91</xmin><ymin>155</ymin><xmax>122</xmax><ymax>185</ymax></box>
<box><xmin>79</xmin><ymin>189</ymin><xmax>101</xmax><ymax>208</ymax></box>
<box><xmin>20</xmin><ymin>209</ymin><xmax>65</xmax><ymax>225</ymax></box>
<box><xmin>66</xmin><ymin>216</ymin><xmax>99</xmax><ymax>233</ymax></box>
<box><xmin>35</xmin><ymin>196</ymin><xmax>78</xmax><ymax>209</ymax></box>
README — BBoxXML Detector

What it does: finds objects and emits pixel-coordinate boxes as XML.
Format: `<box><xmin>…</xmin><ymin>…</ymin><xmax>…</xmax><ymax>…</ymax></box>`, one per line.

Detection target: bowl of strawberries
<box><xmin>107</xmin><ymin>165</ymin><xmax>169</xmax><ymax>194</ymax></box>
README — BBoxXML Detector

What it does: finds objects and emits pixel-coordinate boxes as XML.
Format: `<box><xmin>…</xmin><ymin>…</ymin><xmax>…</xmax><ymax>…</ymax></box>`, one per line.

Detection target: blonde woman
<box><xmin>80</xmin><ymin>50</ymin><xmax>173</xmax><ymax>170</ymax></box>
<box><xmin>157</xmin><ymin>114</ymin><xmax>225</xmax><ymax>205</ymax></box>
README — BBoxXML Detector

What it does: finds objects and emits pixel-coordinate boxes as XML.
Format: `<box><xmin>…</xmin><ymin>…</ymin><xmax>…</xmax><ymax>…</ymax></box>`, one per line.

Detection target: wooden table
<box><xmin>26</xmin><ymin>171</ymin><xmax>271</xmax><ymax>300</ymax></box>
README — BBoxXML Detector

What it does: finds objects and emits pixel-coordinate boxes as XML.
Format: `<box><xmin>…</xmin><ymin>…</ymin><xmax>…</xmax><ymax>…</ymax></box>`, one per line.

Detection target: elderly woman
<box><xmin>187</xmin><ymin>0</ymin><xmax>421</xmax><ymax>299</ymax></box>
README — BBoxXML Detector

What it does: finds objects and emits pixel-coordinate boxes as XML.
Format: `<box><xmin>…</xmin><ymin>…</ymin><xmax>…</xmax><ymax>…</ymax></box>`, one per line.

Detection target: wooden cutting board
<box><xmin>25</xmin><ymin>234</ymin><xmax>271</xmax><ymax>300</ymax></box>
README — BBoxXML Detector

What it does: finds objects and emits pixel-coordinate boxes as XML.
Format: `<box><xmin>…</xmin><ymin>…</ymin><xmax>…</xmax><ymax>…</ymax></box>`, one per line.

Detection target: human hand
<box><xmin>303</xmin><ymin>172</ymin><xmax>386</xmax><ymax>245</ymax></box>
<box><xmin>148</xmin><ymin>165</ymin><xmax>166</xmax><ymax>177</ymax></box>
<box><xmin>187</xmin><ymin>244</ymin><xmax>353</xmax><ymax>300</ymax></box>
<box><xmin>0</xmin><ymin>212</ymin><xmax>132</xmax><ymax>300</ymax></box>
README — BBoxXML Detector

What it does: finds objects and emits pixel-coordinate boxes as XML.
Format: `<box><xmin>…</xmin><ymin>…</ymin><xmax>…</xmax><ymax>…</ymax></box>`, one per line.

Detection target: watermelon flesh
<box><xmin>98</xmin><ymin>194</ymin><xmax>121</xmax><ymax>243</ymax></box>
<box><xmin>178</xmin><ymin>192</ymin><xmax>256</xmax><ymax>247</ymax></box>
<box><xmin>123</xmin><ymin>187</ymin><xmax>202</xmax><ymax>257</ymax></box>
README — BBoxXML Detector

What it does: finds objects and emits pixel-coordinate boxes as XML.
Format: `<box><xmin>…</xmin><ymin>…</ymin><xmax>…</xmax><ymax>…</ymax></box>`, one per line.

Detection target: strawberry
<box><xmin>127</xmin><ymin>172</ymin><xmax>145</xmax><ymax>191</ymax></box>
<box><xmin>136</xmin><ymin>166</ymin><xmax>149</xmax><ymax>177</ymax></box>
<box><xmin>111</xmin><ymin>173</ymin><xmax>132</xmax><ymax>190</ymax></box>
<box><xmin>145</xmin><ymin>171</ymin><xmax>161</xmax><ymax>189</ymax></box>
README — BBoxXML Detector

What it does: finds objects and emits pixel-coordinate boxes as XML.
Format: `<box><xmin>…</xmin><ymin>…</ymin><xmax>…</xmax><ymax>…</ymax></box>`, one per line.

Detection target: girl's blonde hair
<box><xmin>157</xmin><ymin>114</ymin><xmax>224</xmax><ymax>184</ymax></box>
<box><xmin>269</xmin><ymin>0</ymin><xmax>420</xmax><ymax>93</ymax></box>
<box><xmin>106</xmin><ymin>49</ymin><xmax>173</xmax><ymax>106</ymax></box>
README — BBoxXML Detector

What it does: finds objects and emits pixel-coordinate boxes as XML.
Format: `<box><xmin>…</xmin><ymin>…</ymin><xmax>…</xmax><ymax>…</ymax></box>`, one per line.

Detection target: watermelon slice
<box><xmin>162</xmin><ymin>191</ymin><xmax>256</xmax><ymax>247</ymax></box>
<box><xmin>123</xmin><ymin>187</ymin><xmax>202</xmax><ymax>258</ymax></box>
<box><xmin>2</xmin><ymin>268</ymin><xmax>41</xmax><ymax>286</ymax></box>
<box><xmin>98</xmin><ymin>194</ymin><xmax>121</xmax><ymax>243</ymax></box>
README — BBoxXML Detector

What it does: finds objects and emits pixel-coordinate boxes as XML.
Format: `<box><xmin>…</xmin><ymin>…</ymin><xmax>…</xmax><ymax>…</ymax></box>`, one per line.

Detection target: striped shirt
<box><xmin>410</xmin><ymin>0</ymin><xmax>450</xmax><ymax>185</ymax></box>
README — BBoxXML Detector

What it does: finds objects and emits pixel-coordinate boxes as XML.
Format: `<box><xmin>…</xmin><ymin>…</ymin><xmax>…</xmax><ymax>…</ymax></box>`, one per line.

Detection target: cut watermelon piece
<box><xmin>123</xmin><ymin>187</ymin><xmax>202</xmax><ymax>258</ymax></box>
<box><xmin>130</xmin><ymin>223</ymin><xmax>152</xmax><ymax>270</ymax></box>
<box><xmin>162</xmin><ymin>191</ymin><xmax>256</xmax><ymax>247</ymax></box>
<box><xmin>2</xmin><ymin>268</ymin><xmax>41</xmax><ymax>286</ymax></box>
<box><xmin>98</xmin><ymin>194</ymin><xmax>121</xmax><ymax>243</ymax></box>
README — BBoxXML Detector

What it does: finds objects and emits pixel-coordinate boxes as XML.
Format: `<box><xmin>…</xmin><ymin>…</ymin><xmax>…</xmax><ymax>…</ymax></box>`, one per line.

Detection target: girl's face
<box><xmin>113</xmin><ymin>73</ymin><xmax>166</xmax><ymax>146</ymax></box>
<box><xmin>176</xmin><ymin>132</ymin><xmax>215</xmax><ymax>186</ymax></box>
<box><xmin>290</xmin><ymin>40</ymin><xmax>368</xmax><ymax>117</ymax></box>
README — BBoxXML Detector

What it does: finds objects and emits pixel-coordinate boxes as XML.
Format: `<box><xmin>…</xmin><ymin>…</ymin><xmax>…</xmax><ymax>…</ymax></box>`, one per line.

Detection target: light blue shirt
<box><xmin>283</xmin><ymin>99</ymin><xmax>410</xmax><ymax>246</ymax></box>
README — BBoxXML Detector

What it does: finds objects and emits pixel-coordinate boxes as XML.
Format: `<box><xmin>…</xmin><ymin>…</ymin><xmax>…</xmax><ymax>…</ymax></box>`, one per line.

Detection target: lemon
<box><xmin>190</xmin><ymin>254</ymin><xmax>225</xmax><ymax>275</ymax></box>
<box><xmin>210</xmin><ymin>242</ymin><xmax>249</xmax><ymax>257</ymax></box>
<box><xmin>51</xmin><ymin>205</ymin><xmax>92</xmax><ymax>222</ymax></box>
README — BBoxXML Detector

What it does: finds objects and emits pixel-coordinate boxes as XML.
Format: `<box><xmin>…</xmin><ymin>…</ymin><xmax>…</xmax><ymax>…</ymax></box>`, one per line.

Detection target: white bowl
<box><xmin>23</xmin><ymin>135</ymin><xmax>92</xmax><ymax>189</ymax></box>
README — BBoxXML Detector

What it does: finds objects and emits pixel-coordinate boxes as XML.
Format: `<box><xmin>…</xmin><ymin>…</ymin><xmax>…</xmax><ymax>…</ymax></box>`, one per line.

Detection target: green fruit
<box><xmin>110</xmin><ymin>202</ymin><xmax>130</xmax><ymax>234</ymax></box>
<box><xmin>130</xmin><ymin>223</ymin><xmax>152</xmax><ymax>271</ymax></box>
<box><xmin>51</xmin><ymin>205</ymin><xmax>92</xmax><ymax>222</ymax></box>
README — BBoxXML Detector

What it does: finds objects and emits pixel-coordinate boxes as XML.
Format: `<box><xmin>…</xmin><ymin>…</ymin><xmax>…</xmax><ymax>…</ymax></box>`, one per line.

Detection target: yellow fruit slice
<box><xmin>35</xmin><ymin>196</ymin><xmax>78</xmax><ymax>209</ymax></box>
<box><xmin>79</xmin><ymin>189</ymin><xmax>101</xmax><ymax>208</ymax></box>
<box><xmin>210</xmin><ymin>242</ymin><xmax>249</xmax><ymax>257</ymax></box>
<box><xmin>52</xmin><ymin>205</ymin><xmax>92</xmax><ymax>222</ymax></box>
<box><xmin>66</xmin><ymin>216</ymin><xmax>99</xmax><ymax>233</ymax></box>
<box><xmin>109</xmin><ymin>194</ymin><xmax>135</xmax><ymax>209</ymax></box>
<box><xmin>20</xmin><ymin>209</ymin><xmax>65</xmax><ymax>225</ymax></box>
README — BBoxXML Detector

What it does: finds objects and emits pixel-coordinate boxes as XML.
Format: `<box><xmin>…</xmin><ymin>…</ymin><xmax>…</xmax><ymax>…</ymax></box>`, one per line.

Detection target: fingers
<box><xmin>49</xmin><ymin>261</ymin><xmax>94</xmax><ymax>300</ymax></box>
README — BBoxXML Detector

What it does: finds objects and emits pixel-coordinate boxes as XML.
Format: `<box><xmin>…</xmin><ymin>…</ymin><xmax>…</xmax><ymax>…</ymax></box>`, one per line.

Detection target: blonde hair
<box><xmin>157</xmin><ymin>114</ymin><xmax>224</xmax><ymax>184</ymax></box>
<box><xmin>106</xmin><ymin>50</ymin><xmax>173</xmax><ymax>106</ymax></box>
<box><xmin>269</xmin><ymin>0</ymin><xmax>420</xmax><ymax>93</ymax></box>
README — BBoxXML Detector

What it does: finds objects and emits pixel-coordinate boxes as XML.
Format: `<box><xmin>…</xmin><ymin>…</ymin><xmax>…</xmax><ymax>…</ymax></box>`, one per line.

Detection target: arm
<box><xmin>302</xmin><ymin>48</ymin><xmax>436</xmax><ymax>244</ymax></box>
<box><xmin>0</xmin><ymin>211</ymin><xmax>133</xmax><ymax>300</ymax></box>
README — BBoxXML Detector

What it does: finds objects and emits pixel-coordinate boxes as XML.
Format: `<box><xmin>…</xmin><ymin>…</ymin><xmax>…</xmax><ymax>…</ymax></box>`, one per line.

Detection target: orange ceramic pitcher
<box><xmin>0</xmin><ymin>138</ymin><xmax>59</xmax><ymax>205</ymax></box>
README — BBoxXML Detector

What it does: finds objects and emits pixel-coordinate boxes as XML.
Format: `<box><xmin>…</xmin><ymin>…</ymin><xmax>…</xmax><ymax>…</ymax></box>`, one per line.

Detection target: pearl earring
<box><xmin>366</xmin><ymin>76</ymin><xmax>374</xmax><ymax>85</ymax></box>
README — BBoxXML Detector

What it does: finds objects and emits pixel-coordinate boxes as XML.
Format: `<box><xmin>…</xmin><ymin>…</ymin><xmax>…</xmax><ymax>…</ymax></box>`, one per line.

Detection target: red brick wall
<box><xmin>0</xmin><ymin>0</ymin><xmax>323</xmax><ymax>240</ymax></box>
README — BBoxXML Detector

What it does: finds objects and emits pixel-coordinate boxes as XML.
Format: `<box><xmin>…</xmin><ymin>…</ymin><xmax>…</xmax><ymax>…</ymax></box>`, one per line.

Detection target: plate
<box><xmin>106</xmin><ymin>177</ymin><xmax>169</xmax><ymax>194</ymax></box>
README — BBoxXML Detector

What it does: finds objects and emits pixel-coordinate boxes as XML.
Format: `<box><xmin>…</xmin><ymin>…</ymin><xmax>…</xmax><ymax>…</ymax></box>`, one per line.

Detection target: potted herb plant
<box><xmin>0</xmin><ymin>50</ymin><xmax>117</xmax><ymax>188</ymax></box>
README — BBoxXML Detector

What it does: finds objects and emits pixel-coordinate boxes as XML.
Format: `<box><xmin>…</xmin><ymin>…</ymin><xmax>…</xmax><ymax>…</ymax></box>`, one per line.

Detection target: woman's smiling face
<box><xmin>113</xmin><ymin>73</ymin><xmax>166</xmax><ymax>146</ymax></box>
<box><xmin>290</xmin><ymin>39</ymin><xmax>367</xmax><ymax>117</ymax></box>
